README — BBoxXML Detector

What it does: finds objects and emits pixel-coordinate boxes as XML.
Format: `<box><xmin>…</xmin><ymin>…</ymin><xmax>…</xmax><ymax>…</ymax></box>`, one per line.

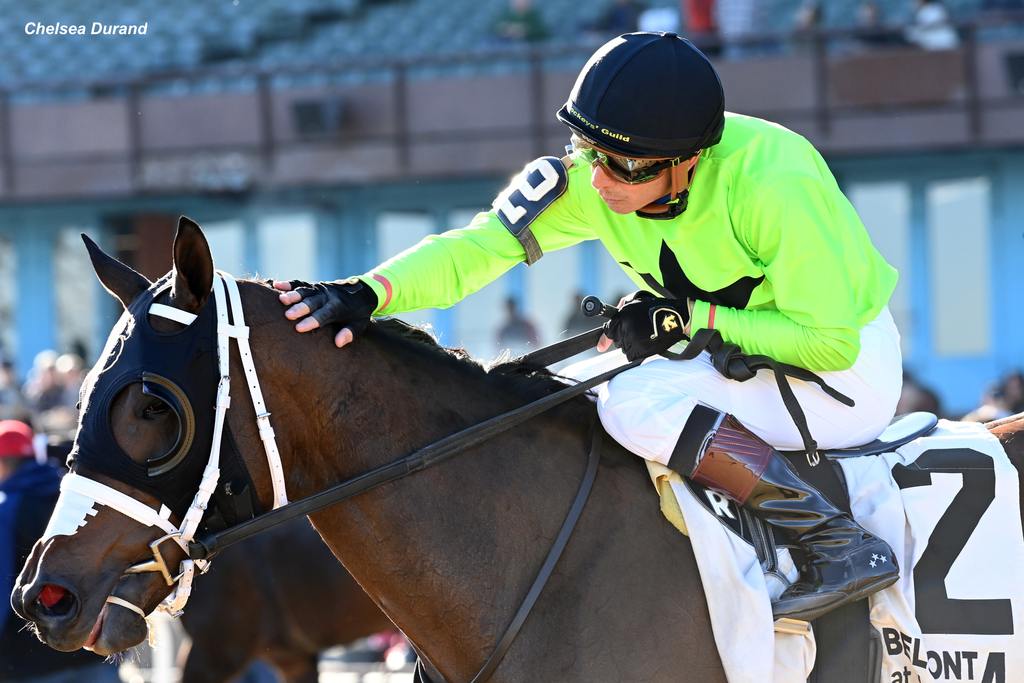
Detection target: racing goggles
<box><xmin>570</xmin><ymin>134</ymin><xmax>685</xmax><ymax>184</ymax></box>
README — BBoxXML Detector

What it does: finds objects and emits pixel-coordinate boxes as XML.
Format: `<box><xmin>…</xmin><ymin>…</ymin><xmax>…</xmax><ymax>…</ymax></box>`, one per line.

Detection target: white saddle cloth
<box><xmin>651</xmin><ymin>419</ymin><xmax>1024</xmax><ymax>683</ymax></box>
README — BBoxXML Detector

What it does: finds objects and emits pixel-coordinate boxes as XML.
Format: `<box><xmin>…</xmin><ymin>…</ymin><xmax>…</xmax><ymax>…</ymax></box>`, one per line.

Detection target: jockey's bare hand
<box><xmin>273</xmin><ymin>278</ymin><xmax>378</xmax><ymax>349</ymax></box>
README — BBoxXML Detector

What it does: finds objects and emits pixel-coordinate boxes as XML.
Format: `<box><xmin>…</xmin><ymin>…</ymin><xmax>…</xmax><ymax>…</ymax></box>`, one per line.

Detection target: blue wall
<box><xmin>1</xmin><ymin>148</ymin><xmax>1022</xmax><ymax>415</ymax></box>
<box><xmin>833</xmin><ymin>150</ymin><xmax>1024</xmax><ymax>414</ymax></box>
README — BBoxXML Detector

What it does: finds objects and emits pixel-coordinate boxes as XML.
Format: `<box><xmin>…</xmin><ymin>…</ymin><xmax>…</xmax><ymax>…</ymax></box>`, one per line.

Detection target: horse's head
<box><xmin>10</xmin><ymin>216</ymin><xmax>264</xmax><ymax>655</ymax></box>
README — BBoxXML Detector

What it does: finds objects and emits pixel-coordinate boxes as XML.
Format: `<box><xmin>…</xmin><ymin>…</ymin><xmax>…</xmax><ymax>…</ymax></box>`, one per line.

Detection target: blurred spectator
<box><xmin>54</xmin><ymin>354</ymin><xmax>84</xmax><ymax>412</ymax></box>
<box><xmin>0</xmin><ymin>420</ymin><xmax>119</xmax><ymax>683</ymax></box>
<box><xmin>792</xmin><ymin>1</ymin><xmax>823</xmax><ymax>53</ymax></box>
<box><xmin>963</xmin><ymin>370</ymin><xmax>1024</xmax><ymax>421</ymax></box>
<box><xmin>586</xmin><ymin>0</ymin><xmax>645</xmax><ymax>37</ymax></box>
<box><xmin>1000</xmin><ymin>370</ymin><xmax>1024</xmax><ymax>414</ymax></box>
<box><xmin>496</xmin><ymin>297</ymin><xmax>540</xmax><ymax>353</ymax></box>
<box><xmin>683</xmin><ymin>0</ymin><xmax>719</xmax><ymax>53</ymax></box>
<box><xmin>492</xmin><ymin>0</ymin><xmax>549</xmax><ymax>43</ymax></box>
<box><xmin>856</xmin><ymin>1</ymin><xmax>907</xmax><ymax>47</ymax></box>
<box><xmin>794</xmin><ymin>1</ymin><xmax>822</xmax><ymax>33</ymax></box>
<box><xmin>0</xmin><ymin>360</ymin><xmax>28</xmax><ymax>422</ymax></box>
<box><xmin>22</xmin><ymin>351</ymin><xmax>63</xmax><ymax>415</ymax></box>
<box><xmin>896</xmin><ymin>370</ymin><xmax>943</xmax><ymax>417</ymax></box>
<box><xmin>638</xmin><ymin>5</ymin><xmax>680</xmax><ymax>32</ymax></box>
<box><xmin>562</xmin><ymin>291</ymin><xmax>596</xmax><ymax>337</ymax></box>
<box><xmin>904</xmin><ymin>0</ymin><xmax>960</xmax><ymax>50</ymax></box>
<box><xmin>22</xmin><ymin>352</ymin><xmax>80</xmax><ymax>440</ymax></box>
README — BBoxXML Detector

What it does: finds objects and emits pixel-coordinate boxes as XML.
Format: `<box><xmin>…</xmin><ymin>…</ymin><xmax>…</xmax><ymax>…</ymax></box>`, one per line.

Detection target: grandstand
<box><xmin>0</xmin><ymin>0</ymin><xmax>1023</xmax><ymax>417</ymax></box>
<box><xmin>4</xmin><ymin>0</ymin><xmax>1020</xmax><ymax>95</ymax></box>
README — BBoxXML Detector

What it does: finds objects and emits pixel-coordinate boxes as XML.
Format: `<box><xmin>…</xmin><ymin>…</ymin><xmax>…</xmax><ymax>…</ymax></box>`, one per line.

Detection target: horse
<box><xmin>178</xmin><ymin>517</ymin><xmax>394</xmax><ymax>683</ymax></box>
<box><xmin>10</xmin><ymin>217</ymin><xmax>1024</xmax><ymax>681</ymax></box>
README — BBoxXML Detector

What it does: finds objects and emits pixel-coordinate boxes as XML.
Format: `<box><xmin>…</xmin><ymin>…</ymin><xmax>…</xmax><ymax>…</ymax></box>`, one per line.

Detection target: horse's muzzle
<box><xmin>15</xmin><ymin>577</ymin><xmax>85</xmax><ymax>650</ymax></box>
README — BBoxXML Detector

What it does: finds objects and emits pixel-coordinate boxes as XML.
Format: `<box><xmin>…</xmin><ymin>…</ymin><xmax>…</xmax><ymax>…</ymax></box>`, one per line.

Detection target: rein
<box><xmin>72</xmin><ymin>270</ymin><xmax>844</xmax><ymax>681</ymax></box>
<box><xmin>188</xmin><ymin>357</ymin><xmax>638</xmax><ymax>559</ymax></box>
<box><xmin>185</xmin><ymin>330</ymin><xmax>632</xmax><ymax>683</ymax></box>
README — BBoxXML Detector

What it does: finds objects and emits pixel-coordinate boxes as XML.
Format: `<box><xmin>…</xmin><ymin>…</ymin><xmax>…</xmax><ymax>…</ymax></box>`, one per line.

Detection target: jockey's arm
<box><xmin>361</xmin><ymin>173</ymin><xmax>594</xmax><ymax>315</ymax></box>
<box><xmin>689</xmin><ymin>173</ymin><xmax>896</xmax><ymax>373</ymax></box>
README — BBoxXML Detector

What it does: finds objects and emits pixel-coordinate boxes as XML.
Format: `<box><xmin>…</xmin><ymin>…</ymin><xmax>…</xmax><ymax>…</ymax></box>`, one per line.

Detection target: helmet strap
<box><xmin>635</xmin><ymin>157</ymin><xmax>697</xmax><ymax>220</ymax></box>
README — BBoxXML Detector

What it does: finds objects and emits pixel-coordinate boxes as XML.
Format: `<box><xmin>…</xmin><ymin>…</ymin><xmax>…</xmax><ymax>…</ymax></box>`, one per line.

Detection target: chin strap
<box><xmin>636</xmin><ymin>157</ymin><xmax>697</xmax><ymax>220</ymax></box>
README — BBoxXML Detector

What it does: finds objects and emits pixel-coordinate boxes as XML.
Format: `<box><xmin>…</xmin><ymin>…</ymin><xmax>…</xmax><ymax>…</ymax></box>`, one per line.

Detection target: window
<box><xmin>524</xmin><ymin>245</ymin><xmax>578</xmax><ymax>347</ymax></box>
<box><xmin>375</xmin><ymin>212</ymin><xmax>435</xmax><ymax>331</ymax></box>
<box><xmin>258</xmin><ymin>213</ymin><xmax>316</xmax><ymax>282</ymax></box>
<box><xmin>54</xmin><ymin>228</ymin><xmax>97</xmax><ymax>360</ymax></box>
<box><xmin>203</xmin><ymin>219</ymin><xmax>246</xmax><ymax>277</ymax></box>
<box><xmin>0</xmin><ymin>236</ymin><xmax>13</xmax><ymax>361</ymax></box>
<box><xmin>926</xmin><ymin>177</ymin><xmax>991</xmax><ymax>356</ymax></box>
<box><xmin>848</xmin><ymin>182</ymin><xmax>913</xmax><ymax>357</ymax></box>
<box><xmin>447</xmin><ymin>209</ymin><xmax>504</xmax><ymax>358</ymax></box>
<box><xmin>597</xmin><ymin>248</ymin><xmax>641</xmax><ymax>306</ymax></box>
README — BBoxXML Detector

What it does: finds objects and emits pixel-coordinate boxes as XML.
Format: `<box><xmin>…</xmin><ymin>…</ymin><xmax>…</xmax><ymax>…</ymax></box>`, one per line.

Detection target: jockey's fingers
<box><xmin>596</xmin><ymin>333</ymin><xmax>614</xmax><ymax>352</ymax></box>
<box><xmin>616</xmin><ymin>295</ymin><xmax>630</xmax><ymax>308</ymax></box>
<box><xmin>284</xmin><ymin>301</ymin><xmax>312</xmax><ymax>320</ymax></box>
<box><xmin>272</xmin><ymin>280</ymin><xmax>293</xmax><ymax>292</ymax></box>
<box><xmin>295</xmin><ymin>316</ymin><xmax>321</xmax><ymax>333</ymax></box>
<box><xmin>335</xmin><ymin>327</ymin><xmax>355</xmax><ymax>348</ymax></box>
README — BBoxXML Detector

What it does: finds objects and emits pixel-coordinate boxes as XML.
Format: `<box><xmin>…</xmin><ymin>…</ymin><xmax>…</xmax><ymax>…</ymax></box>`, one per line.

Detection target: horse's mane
<box><xmin>250</xmin><ymin>278</ymin><xmax>579</xmax><ymax>403</ymax></box>
<box><xmin>369</xmin><ymin>318</ymin><xmax>576</xmax><ymax>402</ymax></box>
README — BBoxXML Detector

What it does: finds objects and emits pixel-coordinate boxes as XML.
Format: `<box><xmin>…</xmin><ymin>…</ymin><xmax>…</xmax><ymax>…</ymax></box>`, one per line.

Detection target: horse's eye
<box><xmin>142</xmin><ymin>401</ymin><xmax>171</xmax><ymax>420</ymax></box>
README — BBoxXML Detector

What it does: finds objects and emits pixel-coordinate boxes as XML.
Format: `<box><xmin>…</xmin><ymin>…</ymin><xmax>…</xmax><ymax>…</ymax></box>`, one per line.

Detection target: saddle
<box><xmin>686</xmin><ymin>411</ymin><xmax>938</xmax><ymax>683</ymax></box>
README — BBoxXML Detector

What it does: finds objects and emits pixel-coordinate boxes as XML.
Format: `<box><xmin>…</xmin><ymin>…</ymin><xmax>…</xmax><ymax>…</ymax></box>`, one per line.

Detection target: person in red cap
<box><xmin>1</xmin><ymin>420</ymin><xmax>119</xmax><ymax>683</ymax></box>
<box><xmin>0</xmin><ymin>419</ymin><xmax>35</xmax><ymax>467</ymax></box>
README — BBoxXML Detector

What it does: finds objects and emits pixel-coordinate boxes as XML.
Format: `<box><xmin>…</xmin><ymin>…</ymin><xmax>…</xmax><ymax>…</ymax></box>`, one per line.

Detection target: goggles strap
<box><xmin>636</xmin><ymin>157</ymin><xmax>698</xmax><ymax>219</ymax></box>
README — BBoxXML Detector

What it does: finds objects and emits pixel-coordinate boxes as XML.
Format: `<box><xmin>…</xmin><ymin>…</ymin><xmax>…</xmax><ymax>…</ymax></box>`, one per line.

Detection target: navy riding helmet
<box><xmin>557</xmin><ymin>32</ymin><xmax>725</xmax><ymax>160</ymax></box>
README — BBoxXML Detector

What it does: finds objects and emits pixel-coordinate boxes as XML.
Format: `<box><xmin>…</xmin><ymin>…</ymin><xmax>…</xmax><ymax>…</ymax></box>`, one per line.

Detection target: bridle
<box><xmin>43</xmin><ymin>272</ymin><xmax>289</xmax><ymax>618</ymax></box>
<box><xmin>48</xmin><ymin>268</ymin><xmax>637</xmax><ymax>681</ymax></box>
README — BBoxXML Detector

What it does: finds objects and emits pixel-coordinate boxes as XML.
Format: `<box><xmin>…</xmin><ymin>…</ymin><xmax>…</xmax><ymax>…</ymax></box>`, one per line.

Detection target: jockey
<box><xmin>276</xmin><ymin>32</ymin><xmax>902</xmax><ymax>623</ymax></box>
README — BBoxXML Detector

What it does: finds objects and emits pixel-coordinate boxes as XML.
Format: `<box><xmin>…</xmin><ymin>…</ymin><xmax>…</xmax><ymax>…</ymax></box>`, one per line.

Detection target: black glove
<box><xmin>291</xmin><ymin>277</ymin><xmax>378</xmax><ymax>338</ymax></box>
<box><xmin>604</xmin><ymin>296</ymin><xmax>690</xmax><ymax>361</ymax></box>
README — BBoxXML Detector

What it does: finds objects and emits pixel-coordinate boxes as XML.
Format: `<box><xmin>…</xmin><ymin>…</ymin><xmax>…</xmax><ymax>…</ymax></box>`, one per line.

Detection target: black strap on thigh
<box><xmin>664</xmin><ymin>329</ymin><xmax>854</xmax><ymax>467</ymax></box>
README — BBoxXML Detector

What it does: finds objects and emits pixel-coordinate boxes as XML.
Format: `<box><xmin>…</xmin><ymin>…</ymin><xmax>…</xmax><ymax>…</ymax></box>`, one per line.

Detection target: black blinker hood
<box><xmin>71</xmin><ymin>275</ymin><xmax>230</xmax><ymax>519</ymax></box>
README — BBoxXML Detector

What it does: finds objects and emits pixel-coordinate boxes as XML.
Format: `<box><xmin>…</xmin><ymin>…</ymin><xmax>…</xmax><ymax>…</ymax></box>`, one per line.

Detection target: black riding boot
<box><xmin>670</xmin><ymin>405</ymin><xmax>899</xmax><ymax>623</ymax></box>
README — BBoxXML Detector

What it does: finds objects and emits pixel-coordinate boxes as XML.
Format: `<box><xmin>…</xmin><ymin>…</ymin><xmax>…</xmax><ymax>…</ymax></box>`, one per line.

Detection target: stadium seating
<box><xmin>0</xmin><ymin>0</ymin><xmax>1016</xmax><ymax>99</ymax></box>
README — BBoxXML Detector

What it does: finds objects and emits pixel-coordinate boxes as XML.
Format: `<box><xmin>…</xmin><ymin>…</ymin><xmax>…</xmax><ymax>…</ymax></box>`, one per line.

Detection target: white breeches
<box><xmin>564</xmin><ymin>309</ymin><xmax>903</xmax><ymax>467</ymax></box>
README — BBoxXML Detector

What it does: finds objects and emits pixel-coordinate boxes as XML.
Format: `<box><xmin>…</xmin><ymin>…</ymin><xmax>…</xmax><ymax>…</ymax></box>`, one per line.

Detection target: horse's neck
<box><xmin>989</xmin><ymin>414</ymin><xmax>1024</xmax><ymax>468</ymax></box>
<box><xmin>257</xmin><ymin>323</ymin><xmax>594</xmax><ymax>678</ymax></box>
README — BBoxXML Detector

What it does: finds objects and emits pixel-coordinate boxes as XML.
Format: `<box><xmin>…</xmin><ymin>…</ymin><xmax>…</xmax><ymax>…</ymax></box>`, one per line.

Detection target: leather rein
<box><xmin>189</xmin><ymin>325</ymin><xmax>638</xmax><ymax>682</ymax></box>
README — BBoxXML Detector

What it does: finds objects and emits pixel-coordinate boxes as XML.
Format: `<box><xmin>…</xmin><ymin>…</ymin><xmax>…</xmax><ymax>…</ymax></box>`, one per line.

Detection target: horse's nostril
<box><xmin>35</xmin><ymin>584</ymin><xmax>76</xmax><ymax>617</ymax></box>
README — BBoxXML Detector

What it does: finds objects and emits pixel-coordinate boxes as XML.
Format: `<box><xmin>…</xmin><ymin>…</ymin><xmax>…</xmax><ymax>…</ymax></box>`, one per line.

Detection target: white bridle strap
<box><xmin>49</xmin><ymin>272</ymin><xmax>289</xmax><ymax>619</ymax></box>
<box><xmin>59</xmin><ymin>473</ymin><xmax>180</xmax><ymax>542</ymax></box>
<box><xmin>221</xmin><ymin>273</ymin><xmax>289</xmax><ymax>509</ymax></box>
<box><xmin>177</xmin><ymin>276</ymin><xmax>230</xmax><ymax>543</ymax></box>
<box><xmin>105</xmin><ymin>595</ymin><xmax>147</xmax><ymax>619</ymax></box>
<box><xmin>148</xmin><ymin>303</ymin><xmax>198</xmax><ymax>326</ymax></box>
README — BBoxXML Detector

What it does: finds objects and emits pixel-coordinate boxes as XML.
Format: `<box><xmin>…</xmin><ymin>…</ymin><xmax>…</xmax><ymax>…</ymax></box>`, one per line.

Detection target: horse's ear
<box><xmin>82</xmin><ymin>233</ymin><xmax>152</xmax><ymax>309</ymax></box>
<box><xmin>171</xmin><ymin>216</ymin><xmax>214</xmax><ymax>313</ymax></box>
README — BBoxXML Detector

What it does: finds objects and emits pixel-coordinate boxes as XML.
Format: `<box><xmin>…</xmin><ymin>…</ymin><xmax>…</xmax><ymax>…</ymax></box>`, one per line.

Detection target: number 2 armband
<box><xmin>492</xmin><ymin>156</ymin><xmax>569</xmax><ymax>265</ymax></box>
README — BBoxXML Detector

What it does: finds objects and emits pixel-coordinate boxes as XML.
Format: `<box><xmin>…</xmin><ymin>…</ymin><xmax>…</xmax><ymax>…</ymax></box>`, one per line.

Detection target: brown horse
<box><xmin>179</xmin><ymin>517</ymin><xmax>394</xmax><ymax>683</ymax></box>
<box><xmin>10</xmin><ymin>218</ymin><xmax>1024</xmax><ymax>681</ymax></box>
